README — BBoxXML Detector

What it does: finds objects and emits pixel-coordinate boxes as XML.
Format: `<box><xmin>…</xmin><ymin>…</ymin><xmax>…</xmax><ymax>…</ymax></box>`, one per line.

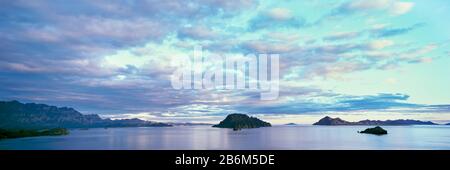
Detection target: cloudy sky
<box><xmin>1</xmin><ymin>0</ymin><xmax>449</xmax><ymax>124</ymax></box>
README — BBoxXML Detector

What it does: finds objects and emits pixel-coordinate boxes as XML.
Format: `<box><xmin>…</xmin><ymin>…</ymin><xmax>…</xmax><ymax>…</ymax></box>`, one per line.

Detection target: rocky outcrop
<box><xmin>359</xmin><ymin>126</ymin><xmax>388</xmax><ymax>135</ymax></box>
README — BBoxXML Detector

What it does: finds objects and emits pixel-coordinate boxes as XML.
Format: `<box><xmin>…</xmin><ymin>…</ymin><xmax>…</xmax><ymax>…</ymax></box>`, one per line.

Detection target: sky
<box><xmin>0</xmin><ymin>0</ymin><xmax>449</xmax><ymax>124</ymax></box>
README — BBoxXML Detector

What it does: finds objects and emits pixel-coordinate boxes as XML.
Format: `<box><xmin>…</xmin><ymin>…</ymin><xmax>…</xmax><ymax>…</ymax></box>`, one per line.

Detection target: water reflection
<box><xmin>0</xmin><ymin>125</ymin><xmax>449</xmax><ymax>150</ymax></box>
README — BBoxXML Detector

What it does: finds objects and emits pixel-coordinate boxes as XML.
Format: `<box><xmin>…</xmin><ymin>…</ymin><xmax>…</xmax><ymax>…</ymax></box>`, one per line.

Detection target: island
<box><xmin>313</xmin><ymin>116</ymin><xmax>437</xmax><ymax>126</ymax></box>
<box><xmin>0</xmin><ymin>128</ymin><xmax>69</xmax><ymax>139</ymax></box>
<box><xmin>359</xmin><ymin>126</ymin><xmax>388</xmax><ymax>135</ymax></box>
<box><xmin>212</xmin><ymin>113</ymin><xmax>271</xmax><ymax>130</ymax></box>
<box><xmin>313</xmin><ymin>116</ymin><xmax>352</xmax><ymax>125</ymax></box>
<box><xmin>0</xmin><ymin>100</ymin><xmax>172</xmax><ymax>130</ymax></box>
<box><xmin>284</xmin><ymin>123</ymin><xmax>297</xmax><ymax>126</ymax></box>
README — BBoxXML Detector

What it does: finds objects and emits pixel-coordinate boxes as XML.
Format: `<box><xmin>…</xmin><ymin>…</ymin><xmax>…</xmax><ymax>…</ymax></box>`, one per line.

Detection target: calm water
<box><xmin>1</xmin><ymin>125</ymin><xmax>449</xmax><ymax>150</ymax></box>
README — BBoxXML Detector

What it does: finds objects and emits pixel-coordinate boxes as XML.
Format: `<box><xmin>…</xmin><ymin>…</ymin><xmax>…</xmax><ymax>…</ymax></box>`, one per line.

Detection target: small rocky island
<box><xmin>359</xmin><ymin>126</ymin><xmax>388</xmax><ymax>135</ymax></box>
<box><xmin>313</xmin><ymin>116</ymin><xmax>437</xmax><ymax>126</ymax></box>
<box><xmin>213</xmin><ymin>113</ymin><xmax>271</xmax><ymax>130</ymax></box>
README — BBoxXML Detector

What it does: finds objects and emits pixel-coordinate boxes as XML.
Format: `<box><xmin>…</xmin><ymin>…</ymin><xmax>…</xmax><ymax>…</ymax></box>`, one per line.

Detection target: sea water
<box><xmin>0</xmin><ymin>125</ymin><xmax>449</xmax><ymax>150</ymax></box>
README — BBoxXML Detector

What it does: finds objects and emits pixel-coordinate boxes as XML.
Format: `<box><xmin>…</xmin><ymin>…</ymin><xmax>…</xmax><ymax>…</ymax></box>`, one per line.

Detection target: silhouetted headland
<box><xmin>0</xmin><ymin>100</ymin><xmax>171</xmax><ymax>130</ymax></box>
<box><xmin>0</xmin><ymin>128</ymin><xmax>69</xmax><ymax>139</ymax></box>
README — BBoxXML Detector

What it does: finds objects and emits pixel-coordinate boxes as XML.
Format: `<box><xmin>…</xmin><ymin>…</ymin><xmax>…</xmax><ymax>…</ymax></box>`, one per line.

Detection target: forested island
<box><xmin>213</xmin><ymin>113</ymin><xmax>271</xmax><ymax>130</ymax></box>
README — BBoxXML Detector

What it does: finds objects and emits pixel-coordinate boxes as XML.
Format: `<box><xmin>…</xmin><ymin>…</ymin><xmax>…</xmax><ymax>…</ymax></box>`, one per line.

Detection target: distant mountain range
<box><xmin>0</xmin><ymin>100</ymin><xmax>171</xmax><ymax>129</ymax></box>
<box><xmin>168</xmin><ymin>122</ymin><xmax>213</xmax><ymax>126</ymax></box>
<box><xmin>313</xmin><ymin>116</ymin><xmax>438</xmax><ymax>126</ymax></box>
<box><xmin>2</xmin><ymin>100</ymin><xmax>448</xmax><ymax>129</ymax></box>
<box><xmin>213</xmin><ymin>113</ymin><xmax>271</xmax><ymax>129</ymax></box>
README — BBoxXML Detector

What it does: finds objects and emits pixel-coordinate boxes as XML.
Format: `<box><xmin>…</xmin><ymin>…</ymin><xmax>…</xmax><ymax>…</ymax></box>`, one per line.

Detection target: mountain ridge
<box><xmin>0</xmin><ymin>100</ymin><xmax>171</xmax><ymax>129</ymax></box>
<box><xmin>313</xmin><ymin>116</ymin><xmax>438</xmax><ymax>125</ymax></box>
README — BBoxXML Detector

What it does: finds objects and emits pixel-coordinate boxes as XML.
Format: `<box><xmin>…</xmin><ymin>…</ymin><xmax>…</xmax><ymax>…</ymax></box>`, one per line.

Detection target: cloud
<box><xmin>323</xmin><ymin>31</ymin><xmax>362</xmax><ymax>41</ymax></box>
<box><xmin>0</xmin><ymin>58</ymin><xmax>115</xmax><ymax>77</ymax></box>
<box><xmin>409</xmin><ymin>57</ymin><xmax>433</xmax><ymax>64</ymax></box>
<box><xmin>200</xmin><ymin>0</ymin><xmax>258</xmax><ymax>12</ymax></box>
<box><xmin>408</xmin><ymin>44</ymin><xmax>438</xmax><ymax>56</ymax></box>
<box><xmin>371</xmin><ymin>23</ymin><xmax>424</xmax><ymax>37</ymax></box>
<box><xmin>301</xmin><ymin>61</ymin><xmax>371</xmax><ymax>79</ymax></box>
<box><xmin>178</xmin><ymin>26</ymin><xmax>217</xmax><ymax>40</ymax></box>
<box><xmin>403</xmin><ymin>44</ymin><xmax>438</xmax><ymax>63</ymax></box>
<box><xmin>389</xmin><ymin>2</ymin><xmax>414</xmax><ymax>15</ymax></box>
<box><xmin>310</xmin><ymin>43</ymin><xmax>364</xmax><ymax>54</ymax></box>
<box><xmin>335</xmin><ymin>93</ymin><xmax>418</xmax><ymax>111</ymax></box>
<box><xmin>267</xmin><ymin>8</ymin><xmax>293</xmax><ymax>20</ymax></box>
<box><xmin>342</xmin><ymin>0</ymin><xmax>390</xmax><ymax>11</ymax></box>
<box><xmin>367</xmin><ymin>39</ymin><xmax>394</xmax><ymax>50</ymax></box>
<box><xmin>242</xmin><ymin>41</ymin><xmax>298</xmax><ymax>53</ymax></box>
<box><xmin>265</xmin><ymin>32</ymin><xmax>302</xmax><ymax>42</ymax></box>
<box><xmin>227</xmin><ymin>92</ymin><xmax>450</xmax><ymax>115</ymax></box>
<box><xmin>0</xmin><ymin>0</ymin><xmax>447</xmax><ymax>122</ymax></box>
<box><xmin>375</xmin><ymin>43</ymin><xmax>438</xmax><ymax>69</ymax></box>
<box><xmin>72</xmin><ymin>16</ymin><xmax>166</xmax><ymax>41</ymax></box>
<box><xmin>332</xmin><ymin>0</ymin><xmax>414</xmax><ymax>16</ymax></box>
<box><xmin>385</xmin><ymin>77</ymin><xmax>398</xmax><ymax>84</ymax></box>
<box><xmin>248</xmin><ymin>8</ymin><xmax>306</xmax><ymax>30</ymax></box>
